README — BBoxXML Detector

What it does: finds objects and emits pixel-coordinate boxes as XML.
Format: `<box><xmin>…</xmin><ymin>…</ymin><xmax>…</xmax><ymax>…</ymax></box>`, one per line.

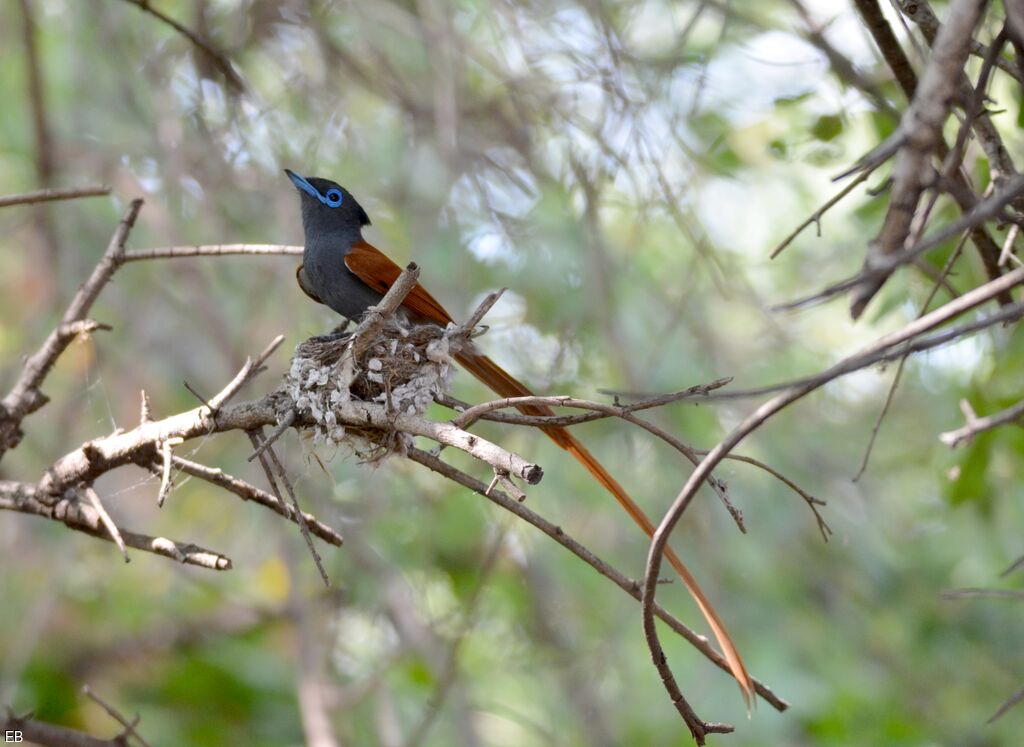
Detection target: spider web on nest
<box><xmin>284</xmin><ymin>318</ymin><xmax>469</xmax><ymax>464</ymax></box>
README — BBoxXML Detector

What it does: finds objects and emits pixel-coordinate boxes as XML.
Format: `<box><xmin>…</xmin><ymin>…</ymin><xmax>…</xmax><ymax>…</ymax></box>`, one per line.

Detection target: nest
<box><xmin>284</xmin><ymin>318</ymin><xmax>468</xmax><ymax>462</ymax></box>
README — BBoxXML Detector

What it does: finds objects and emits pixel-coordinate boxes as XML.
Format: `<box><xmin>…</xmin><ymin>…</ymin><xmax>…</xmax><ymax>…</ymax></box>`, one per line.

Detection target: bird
<box><xmin>285</xmin><ymin>169</ymin><xmax>754</xmax><ymax>708</ymax></box>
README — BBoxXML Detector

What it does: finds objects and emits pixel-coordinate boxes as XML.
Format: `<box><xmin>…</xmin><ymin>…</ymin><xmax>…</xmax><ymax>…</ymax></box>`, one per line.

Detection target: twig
<box><xmin>854</xmin><ymin>228</ymin><xmax>971</xmax><ymax>479</ymax></box>
<box><xmin>121</xmin><ymin>244</ymin><xmax>303</xmax><ymax>262</ymax></box>
<box><xmin>82</xmin><ymin>685</ymin><xmax>152</xmax><ymax>747</ymax></box>
<box><xmin>115</xmin><ymin>0</ymin><xmax>245</xmax><ymax>92</ymax></box>
<box><xmin>895</xmin><ymin>0</ymin><xmax>1024</xmax><ymax>85</ymax></box>
<box><xmin>248</xmin><ymin>431</ymin><xmax>330</xmax><ymax>587</ymax></box>
<box><xmin>0</xmin><ymin>184</ymin><xmax>111</xmax><ymax>208</ymax></box>
<box><xmin>347</xmin><ymin>262</ymin><xmax>421</xmax><ymax>360</ymax></box>
<box><xmin>988</xmin><ymin>684</ymin><xmax>1024</xmax><ymax>723</ymax></box>
<box><xmin>460</xmin><ymin>288</ymin><xmax>505</xmax><ymax>333</ymax></box>
<box><xmin>82</xmin><ymin>487</ymin><xmax>129</xmax><ymax>562</ymax></box>
<box><xmin>999</xmin><ymin>224</ymin><xmax>1020</xmax><ymax>266</ymax></box>
<box><xmin>941</xmin><ymin>587</ymin><xmax>1024</xmax><ymax>600</ymax></box>
<box><xmin>939</xmin><ymin>397</ymin><xmax>1024</xmax><ymax>447</ymax></box>
<box><xmin>64</xmin><ymin>199</ymin><xmax>144</xmax><ymax>322</ymax></box>
<box><xmin>404</xmin><ymin>447</ymin><xmax>789</xmax><ymax>712</ymax></box>
<box><xmin>850</xmin><ymin>0</ymin><xmax>992</xmax><ymax>318</ymax></box>
<box><xmin>1</xmin><ymin>320</ymin><xmax>111</xmax><ymax>453</ymax></box>
<box><xmin>247</xmin><ymin>409</ymin><xmax>296</xmax><ymax>463</ymax></box>
<box><xmin>208</xmin><ymin>335</ymin><xmax>285</xmax><ymax>412</ymax></box>
<box><xmin>779</xmin><ymin>174</ymin><xmax>1024</xmax><ymax>311</ymax></box>
<box><xmin>770</xmin><ymin>169</ymin><xmax>874</xmax><ymax>259</ymax></box>
<box><xmin>159</xmin><ymin>455</ymin><xmax>342</xmax><ymax>545</ymax></box>
<box><xmin>155</xmin><ymin>437</ymin><xmax>182</xmax><ymax>507</ymax></box>
<box><xmin>0</xmin><ymin>198</ymin><xmax>142</xmax><ymax>458</ymax></box>
<box><xmin>0</xmin><ymin>480</ymin><xmax>231</xmax><ymax>569</ymax></box>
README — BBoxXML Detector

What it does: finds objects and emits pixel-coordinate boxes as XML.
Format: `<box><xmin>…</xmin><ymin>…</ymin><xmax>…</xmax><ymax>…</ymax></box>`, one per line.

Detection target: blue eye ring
<box><xmin>324</xmin><ymin>188</ymin><xmax>343</xmax><ymax>207</ymax></box>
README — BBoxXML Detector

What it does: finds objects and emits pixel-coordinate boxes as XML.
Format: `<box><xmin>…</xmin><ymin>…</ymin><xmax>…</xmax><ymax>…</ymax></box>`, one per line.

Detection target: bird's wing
<box><xmin>344</xmin><ymin>240</ymin><xmax>454</xmax><ymax>325</ymax></box>
<box><xmin>295</xmin><ymin>264</ymin><xmax>324</xmax><ymax>304</ymax></box>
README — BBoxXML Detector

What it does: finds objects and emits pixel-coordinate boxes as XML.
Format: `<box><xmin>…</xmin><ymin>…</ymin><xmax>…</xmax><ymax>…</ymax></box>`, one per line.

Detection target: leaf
<box><xmin>811</xmin><ymin>114</ymin><xmax>843</xmax><ymax>142</ymax></box>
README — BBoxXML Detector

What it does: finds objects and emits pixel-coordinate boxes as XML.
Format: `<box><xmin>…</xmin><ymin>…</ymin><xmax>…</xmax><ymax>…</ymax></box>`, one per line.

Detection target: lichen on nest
<box><xmin>284</xmin><ymin>317</ymin><xmax>468</xmax><ymax>461</ymax></box>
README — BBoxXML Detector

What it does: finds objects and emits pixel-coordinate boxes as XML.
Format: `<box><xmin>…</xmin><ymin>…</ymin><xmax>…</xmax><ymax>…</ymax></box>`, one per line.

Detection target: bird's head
<box><xmin>285</xmin><ymin>169</ymin><xmax>371</xmax><ymax>236</ymax></box>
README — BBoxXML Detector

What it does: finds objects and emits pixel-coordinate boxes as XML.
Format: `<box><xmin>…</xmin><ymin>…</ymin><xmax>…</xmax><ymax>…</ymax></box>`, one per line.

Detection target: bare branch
<box><xmin>0</xmin><ymin>480</ymin><xmax>232</xmax><ymax>569</ymax></box>
<box><xmin>64</xmin><ymin>198</ymin><xmax>144</xmax><ymax>322</ymax></box>
<box><xmin>939</xmin><ymin>397</ymin><xmax>1024</xmax><ymax>447</ymax></box>
<box><xmin>851</xmin><ymin>0</ymin><xmax>991</xmax><ymax>318</ymax></box>
<box><xmin>82</xmin><ymin>486</ymin><xmax>129</xmax><ymax>562</ymax></box>
<box><xmin>249</xmin><ymin>430</ymin><xmax>331</xmax><ymax>587</ymax></box>
<box><xmin>988</xmin><ymin>684</ymin><xmax>1024</xmax><ymax>723</ymax></box>
<box><xmin>121</xmin><ymin>244</ymin><xmax>303</xmax><ymax>262</ymax></box>
<box><xmin>0</xmin><ymin>184</ymin><xmax>111</xmax><ymax>208</ymax></box>
<box><xmin>1</xmin><ymin>319</ymin><xmax>111</xmax><ymax>452</ymax></box>
<box><xmin>0</xmin><ymin>197</ymin><xmax>144</xmax><ymax>459</ymax></box>
<box><xmin>115</xmin><ymin>0</ymin><xmax>245</xmax><ymax>92</ymax></box>
<box><xmin>164</xmin><ymin>455</ymin><xmax>342</xmax><ymax>545</ymax></box>
<box><xmin>2</xmin><ymin>707</ymin><xmax>126</xmax><ymax>747</ymax></box>
<box><xmin>82</xmin><ymin>685</ymin><xmax>152</xmax><ymax>747</ymax></box>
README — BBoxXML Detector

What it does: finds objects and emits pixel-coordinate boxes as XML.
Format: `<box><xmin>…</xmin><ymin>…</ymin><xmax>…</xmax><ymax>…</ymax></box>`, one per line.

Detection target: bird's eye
<box><xmin>325</xmin><ymin>189</ymin><xmax>343</xmax><ymax>207</ymax></box>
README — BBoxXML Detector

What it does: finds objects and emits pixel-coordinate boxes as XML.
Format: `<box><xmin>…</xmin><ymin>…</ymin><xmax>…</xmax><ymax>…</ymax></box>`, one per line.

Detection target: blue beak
<box><xmin>285</xmin><ymin>169</ymin><xmax>322</xmax><ymax>201</ymax></box>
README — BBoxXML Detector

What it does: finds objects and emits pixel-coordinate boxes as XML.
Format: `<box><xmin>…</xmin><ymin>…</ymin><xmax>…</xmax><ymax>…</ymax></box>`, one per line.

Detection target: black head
<box><xmin>285</xmin><ymin>170</ymin><xmax>371</xmax><ymax>236</ymax></box>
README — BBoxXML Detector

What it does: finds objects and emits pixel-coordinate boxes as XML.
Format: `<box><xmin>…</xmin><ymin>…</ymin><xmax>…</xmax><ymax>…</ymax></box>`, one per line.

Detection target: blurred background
<box><xmin>2</xmin><ymin>0</ymin><xmax>1023</xmax><ymax>744</ymax></box>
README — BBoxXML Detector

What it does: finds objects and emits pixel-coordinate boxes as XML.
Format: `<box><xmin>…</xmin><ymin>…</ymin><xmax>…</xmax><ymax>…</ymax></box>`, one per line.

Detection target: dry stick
<box><xmin>155</xmin><ymin>437</ymin><xmax>182</xmax><ymax>507</ymax></box>
<box><xmin>769</xmin><ymin>169</ymin><xmax>874</xmax><ymax>259</ymax></box>
<box><xmin>999</xmin><ymin>224</ymin><xmax>1021</xmax><ymax>266</ymax></box>
<box><xmin>247</xmin><ymin>409</ymin><xmax>296</xmax><ymax>464</ymax></box>
<box><xmin>248</xmin><ymin>430</ymin><xmax>330</xmax><ymax>587</ymax></box>
<box><xmin>82</xmin><ymin>487</ymin><xmax>129</xmax><ymax>562</ymax></box>
<box><xmin>448</xmin><ymin>393</ymin><xmax>832</xmax><ymax>535</ymax></box>
<box><xmin>787</xmin><ymin>0</ymin><xmax>899</xmax><ymax>119</ymax></box>
<box><xmin>0</xmin><ymin>320</ymin><xmax>111</xmax><ymax>431</ymax></box>
<box><xmin>64</xmin><ymin>198</ymin><xmax>144</xmax><ymax>321</ymax></box>
<box><xmin>938</xmin><ymin>397</ymin><xmax>1024</xmax><ymax>447</ymax></box>
<box><xmin>115</xmin><ymin>0</ymin><xmax>245</xmax><ymax>92</ymax></box>
<box><xmin>211</xmin><ymin>335</ymin><xmax>285</xmax><ymax>412</ymax></box>
<box><xmin>82</xmin><ymin>685</ymin><xmax>152</xmax><ymax>747</ymax></box>
<box><xmin>404</xmin><ymin>447</ymin><xmax>789</xmax><ymax>713</ymax></box>
<box><xmin>854</xmin><ymin>229</ymin><xmax>972</xmax><ymax>480</ymax></box>
<box><xmin>895</xmin><ymin>0</ymin><xmax>1024</xmax><ymax>85</ymax></box>
<box><xmin>166</xmin><ymin>455</ymin><xmax>342</xmax><ymax>545</ymax></box>
<box><xmin>849</xmin><ymin>0</ymin><xmax>994</xmax><ymax>318</ymax></box>
<box><xmin>347</xmin><ymin>263</ymin><xmax>421</xmax><ymax>359</ymax></box>
<box><xmin>641</xmin><ymin>267</ymin><xmax>1024</xmax><ymax>732</ymax></box>
<box><xmin>1</xmin><ymin>199</ymin><xmax>142</xmax><ymax>458</ymax></box>
<box><xmin>779</xmin><ymin>174</ymin><xmax>1024</xmax><ymax>311</ymax></box>
<box><xmin>0</xmin><ymin>184</ymin><xmax>111</xmax><ymax>208</ymax></box>
<box><xmin>0</xmin><ymin>480</ymin><xmax>232</xmax><ymax>569</ymax></box>
<box><xmin>122</xmin><ymin>244</ymin><xmax>303</xmax><ymax>262</ymax></box>
<box><xmin>988</xmin><ymin>684</ymin><xmax>1024</xmax><ymax>724</ymax></box>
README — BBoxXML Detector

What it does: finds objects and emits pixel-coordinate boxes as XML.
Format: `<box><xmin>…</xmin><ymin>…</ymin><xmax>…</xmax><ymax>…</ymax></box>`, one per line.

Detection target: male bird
<box><xmin>286</xmin><ymin>169</ymin><xmax>754</xmax><ymax>708</ymax></box>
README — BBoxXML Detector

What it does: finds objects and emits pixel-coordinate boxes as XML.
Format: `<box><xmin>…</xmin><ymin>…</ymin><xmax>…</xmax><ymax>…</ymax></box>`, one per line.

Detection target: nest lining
<box><xmin>284</xmin><ymin>318</ymin><xmax>467</xmax><ymax>461</ymax></box>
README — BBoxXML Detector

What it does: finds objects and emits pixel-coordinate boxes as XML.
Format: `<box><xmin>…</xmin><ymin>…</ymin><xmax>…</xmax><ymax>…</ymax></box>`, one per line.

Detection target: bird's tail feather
<box><xmin>454</xmin><ymin>349</ymin><xmax>754</xmax><ymax>709</ymax></box>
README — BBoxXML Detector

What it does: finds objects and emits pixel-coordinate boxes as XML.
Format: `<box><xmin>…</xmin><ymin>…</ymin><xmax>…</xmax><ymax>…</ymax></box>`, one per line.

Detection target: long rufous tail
<box><xmin>454</xmin><ymin>349</ymin><xmax>754</xmax><ymax>709</ymax></box>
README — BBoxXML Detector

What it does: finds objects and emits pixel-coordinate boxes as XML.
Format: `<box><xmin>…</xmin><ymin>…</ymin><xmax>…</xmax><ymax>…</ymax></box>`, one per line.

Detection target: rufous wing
<box><xmin>343</xmin><ymin>241</ymin><xmax>454</xmax><ymax>325</ymax></box>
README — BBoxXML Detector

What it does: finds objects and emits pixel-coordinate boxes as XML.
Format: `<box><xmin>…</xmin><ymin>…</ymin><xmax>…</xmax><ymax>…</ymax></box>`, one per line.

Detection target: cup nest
<box><xmin>284</xmin><ymin>318</ymin><xmax>467</xmax><ymax>461</ymax></box>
